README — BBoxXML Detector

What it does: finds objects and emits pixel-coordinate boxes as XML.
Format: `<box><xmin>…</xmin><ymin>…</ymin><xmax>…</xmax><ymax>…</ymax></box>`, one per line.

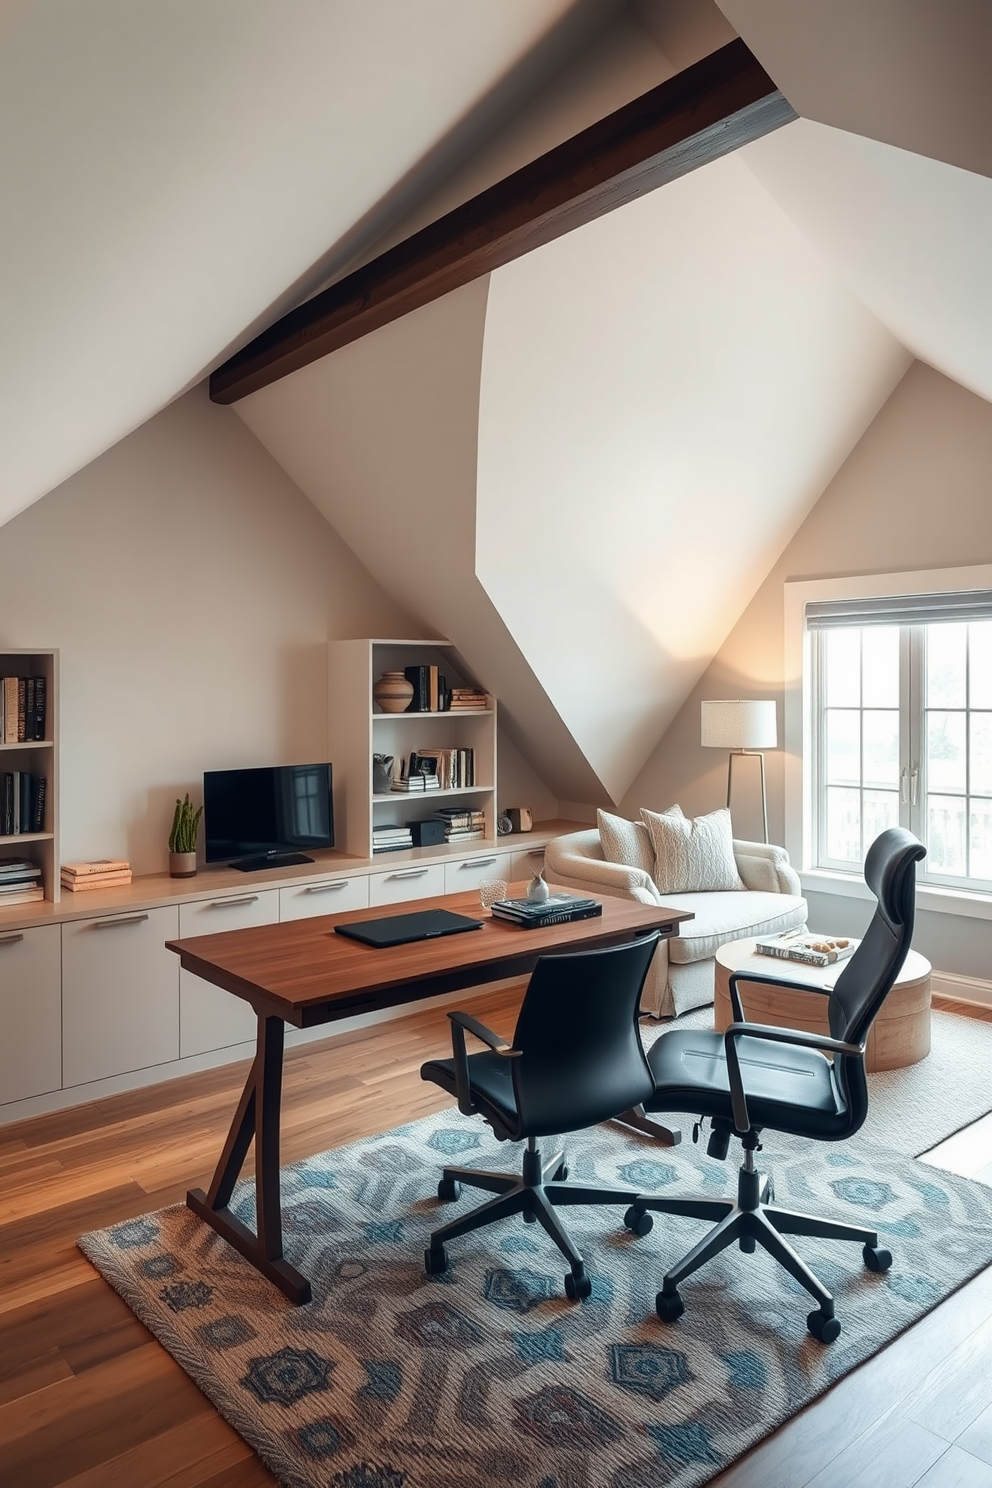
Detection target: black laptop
<box><xmin>333</xmin><ymin>908</ymin><xmax>484</xmax><ymax>949</ymax></box>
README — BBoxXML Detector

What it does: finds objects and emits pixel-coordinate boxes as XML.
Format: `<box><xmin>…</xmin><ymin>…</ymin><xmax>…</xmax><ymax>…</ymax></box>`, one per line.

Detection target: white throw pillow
<box><xmin>597</xmin><ymin>808</ymin><xmax>656</xmax><ymax>878</ymax></box>
<box><xmin>640</xmin><ymin>805</ymin><xmax>745</xmax><ymax>894</ymax></box>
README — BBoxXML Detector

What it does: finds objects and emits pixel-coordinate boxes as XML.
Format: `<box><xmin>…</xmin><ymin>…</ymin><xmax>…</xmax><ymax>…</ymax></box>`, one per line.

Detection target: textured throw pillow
<box><xmin>597</xmin><ymin>808</ymin><xmax>656</xmax><ymax>878</ymax></box>
<box><xmin>640</xmin><ymin>805</ymin><xmax>745</xmax><ymax>894</ymax></box>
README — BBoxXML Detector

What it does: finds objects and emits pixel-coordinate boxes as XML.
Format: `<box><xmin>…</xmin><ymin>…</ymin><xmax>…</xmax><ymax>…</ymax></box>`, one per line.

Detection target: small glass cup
<box><xmin>479</xmin><ymin>878</ymin><xmax>509</xmax><ymax>914</ymax></box>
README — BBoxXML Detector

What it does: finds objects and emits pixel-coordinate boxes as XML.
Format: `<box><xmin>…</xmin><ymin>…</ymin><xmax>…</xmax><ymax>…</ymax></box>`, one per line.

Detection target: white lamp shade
<box><xmin>701</xmin><ymin>699</ymin><xmax>777</xmax><ymax>750</ymax></box>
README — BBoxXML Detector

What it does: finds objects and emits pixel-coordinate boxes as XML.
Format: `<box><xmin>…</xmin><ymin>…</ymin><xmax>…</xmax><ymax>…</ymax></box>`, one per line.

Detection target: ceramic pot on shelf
<box><xmin>169</xmin><ymin>851</ymin><xmax>197</xmax><ymax>879</ymax></box>
<box><xmin>373</xmin><ymin>671</ymin><xmax>415</xmax><ymax>713</ymax></box>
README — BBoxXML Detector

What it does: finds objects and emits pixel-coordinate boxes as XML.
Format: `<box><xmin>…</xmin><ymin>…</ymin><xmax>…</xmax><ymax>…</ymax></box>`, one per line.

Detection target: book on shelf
<box><xmin>490</xmin><ymin>893</ymin><xmax>602</xmax><ymax>928</ymax></box>
<box><xmin>443</xmin><ymin>828</ymin><xmax>485</xmax><ymax>841</ymax></box>
<box><xmin>0</xmin><ymin>856</ymin><xmax>42</xmax><ymax>883</ymax></box>
<box><xmin>0</xmin><ymin>674</ymin><xmax>47</xmax><ymax>743</ymax></box>
<box><xmin>61</xmin><ymin>857</ymin><xmax>131</xmax><ymax>878</ymax></box>
<box><xmin>415</xmin><ymin>747</ymin><xmax>475</xmax><ymax>789</ymax></box>
<box><xmin>0</xmin><ymin>772</ymin><xmax>42</xmax><ymax>835</ymax></box>
<box><xmin>753</xmin><ymin>932</ymin><xmax>859</xmax><ymax>967</ymax></box>
<box><xmin>2</xmin><ymin>677</ymin><xmax>17</xmax><ymax>744</ymax></box>
<box><xmin>0</xmin><ymin>885</ymin><xmax>44</xmax><ymax>906</ymax></box>
<box><xmin>61</xmin><ymin>870</ymin><xmax>133</xmax><ymax>891</ymax></box>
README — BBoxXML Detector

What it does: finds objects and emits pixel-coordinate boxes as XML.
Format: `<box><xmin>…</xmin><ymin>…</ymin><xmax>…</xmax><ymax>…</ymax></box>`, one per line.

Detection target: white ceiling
<box><xmin>0</xmin><ymin>0</ymin><xmax>594</xmax><ymax>527</ymax></box>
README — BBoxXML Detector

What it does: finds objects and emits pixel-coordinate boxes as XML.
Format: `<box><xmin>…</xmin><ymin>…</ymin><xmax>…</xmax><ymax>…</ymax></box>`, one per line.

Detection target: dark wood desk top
<box><xmin>167</xmin><ymin>887</ymin><xmax>692</xmax><ymax>1028</ymax></box>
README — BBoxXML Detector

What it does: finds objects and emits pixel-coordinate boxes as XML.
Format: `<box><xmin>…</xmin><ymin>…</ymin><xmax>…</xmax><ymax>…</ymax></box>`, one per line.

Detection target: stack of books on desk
<box><xmin>61</xmin><ymin>858</ymin><xmax>132</xmax><ymax>892</ymax></box>
<box><xmin>490</xmin><ymin>893</ymin><xmax>602</xmax><ymax>928</ymax></box>
<box><xmin>372</xmin><ymin>825</ymin><xmax>414</xmax><ymax>853</ymax></box>
<box><xmin>0</xmin><ymin>856</ymin><xmax>44</xmax><ymax>906</ymax></box>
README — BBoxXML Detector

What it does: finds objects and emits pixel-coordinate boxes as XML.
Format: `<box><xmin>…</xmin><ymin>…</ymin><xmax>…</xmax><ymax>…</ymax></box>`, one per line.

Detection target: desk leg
<box><xmin>186</xmin><ymin>1014</ymin><xmax>312</xmax><ymax>1305</ymax></box>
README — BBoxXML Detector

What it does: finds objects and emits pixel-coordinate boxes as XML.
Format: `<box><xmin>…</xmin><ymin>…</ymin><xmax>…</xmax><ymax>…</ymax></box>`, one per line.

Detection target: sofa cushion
<box><xmin>661</xmin><ymin>890</ymin><xmax>807</xmax><ymax>964</ymax></box>
<box><xmin>597</xmin><ymin>808</ymin><xmax>656</xmax><ymax>878</ymax></box>
<box><xmin>641</xmin><ymin>805</ymin><xmax>745</xmax><ymax>894</ymax></box>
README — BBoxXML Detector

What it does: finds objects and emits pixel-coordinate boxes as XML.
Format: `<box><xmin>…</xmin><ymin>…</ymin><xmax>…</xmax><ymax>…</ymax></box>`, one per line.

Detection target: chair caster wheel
<box><xmin>624</xmin><ymin>1206</ymin><xmax>653</xmax><ymax>1237</ymax></box>
<box><xmin>807</xmin><ymin>1308</ymin><xmax>841</xmax><ymax>1343</ymax></box>
<box><xmin>424</xmin><ymin>1244</ymin><xmax>449</xmax><ymax>1277</ymax></box>
<box><xmin>656</xmin><ymin>1289</ymin><xmax>685</xmax><ymax>1324</ymax></box>
<box><xmin>437</xmin><ymin>1177</ymin><xmax>461</xmax><ymax>1203</ymax></box>
<box><xmin>739</xmin><ymin>1234</ymin><xmax>756</xmax><ymax>1254</ymax></box>
<box><xmin>553</xmin><ymin>1162</ymin><xmax>569</xmax><ymax>1181</ymax></box>
<box><xmin>564</xmin><ymin>1268</ymin><xmax>592</xmax><ymax>1301</ymax></box>
<box><xmin>863</xmin><ymin>1244</ymin><xmax>892</xmax><ymax>1272</ymax></box>
<box><xmin>522</xmin><ymin>1209</ymin><xmax>537</xmax><ymax>1223</ymax></box>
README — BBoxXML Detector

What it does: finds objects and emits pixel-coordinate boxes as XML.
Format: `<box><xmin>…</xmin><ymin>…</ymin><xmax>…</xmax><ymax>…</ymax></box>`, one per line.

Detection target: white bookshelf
<box><xmin>0</xmin><ymin>649</ymin><xmax>58</xmax><ymax>903</ymax></box>
<box><xmin>328</xmin><ymin>639</ymin><xmax>496</xmax><ymax>859</ymax></box>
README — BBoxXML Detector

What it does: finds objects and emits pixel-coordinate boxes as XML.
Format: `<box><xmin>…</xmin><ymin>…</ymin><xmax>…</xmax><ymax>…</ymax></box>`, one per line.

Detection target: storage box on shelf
<box><xmin>0</xmin><ymin>648</ymin><xmax>58</xmax><ymax>905</ymax></box>
<box><xmin>329</xmin><ymin>638</ymin><xmax>497</xmax><ymax>860</ymax></box>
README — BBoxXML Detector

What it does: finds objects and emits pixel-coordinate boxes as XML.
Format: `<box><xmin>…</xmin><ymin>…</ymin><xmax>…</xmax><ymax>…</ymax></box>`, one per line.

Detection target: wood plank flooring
<box><xmin>1</xmin><ymin>988</ymin><xmax>991</xmax><ymax>1488</ymax></box>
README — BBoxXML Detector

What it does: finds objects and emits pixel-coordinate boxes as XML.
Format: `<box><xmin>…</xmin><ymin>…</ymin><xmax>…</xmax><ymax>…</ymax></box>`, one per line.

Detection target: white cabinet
<box><xmin>443</xmin><ymin>851</ymin><xmax>512</xmax><ymax>895</ymax></box>
<box><xmin>0</xmin><ymin>924</ymin><xmax>61</xmax><ymax>1104</ymax></box>
<box><xmin>511</xmin><ymin>844</ymin><xmax>547</xmax><ymax>884</ymax></box>
<box><xmin>62</xmin><ymin>907</ymin><xmax>179</xmax><ymax>1087</ymax></box>
<box><xmin>178</xmin><ymin>890</ymin><xmax>278</xmax><ymax>1057</ymax></box>
<box><xmin>280</xmin><ymin>874</ymin><xmax>369</xmax><ymax>922</ymax></box>
<box><xmin>369</xmin><ymin>862</ymin><xmax>445</xmax><ymax>906</ymax></box>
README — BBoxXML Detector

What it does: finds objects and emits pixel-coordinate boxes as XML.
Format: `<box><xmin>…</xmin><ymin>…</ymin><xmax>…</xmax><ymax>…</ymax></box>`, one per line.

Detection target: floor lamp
<box><xmin>701</xmin><ymin>699</ymin><xmax>777</xmax><ymax>844</ymax></box>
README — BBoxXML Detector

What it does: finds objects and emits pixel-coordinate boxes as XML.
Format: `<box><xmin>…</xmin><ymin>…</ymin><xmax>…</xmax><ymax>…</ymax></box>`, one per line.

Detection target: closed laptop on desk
<box><xmin>334</xmin><ymin>908</ymin><xmax>483</xmax><ymax>949</ymax></box>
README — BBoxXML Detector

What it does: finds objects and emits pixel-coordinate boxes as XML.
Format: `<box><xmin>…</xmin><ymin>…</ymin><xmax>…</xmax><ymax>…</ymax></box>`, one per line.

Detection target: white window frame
<box><xmin>784</xmin><ymin>563</ymin><xmax>992</xmax><ymax>923</ymax></box>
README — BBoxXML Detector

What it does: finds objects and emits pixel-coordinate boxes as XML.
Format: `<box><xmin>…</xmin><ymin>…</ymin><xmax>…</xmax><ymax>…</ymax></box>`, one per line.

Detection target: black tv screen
<box><xmin>204</xmin><ymin>763</ymin><xmax>334</xmax><ymax>869</ymax></box>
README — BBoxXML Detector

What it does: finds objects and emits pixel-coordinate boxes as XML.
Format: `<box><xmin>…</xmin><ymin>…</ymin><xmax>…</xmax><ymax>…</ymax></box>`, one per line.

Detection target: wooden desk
<box><xmin>167</xmin><ymin>887</ymin><xmax>691</xmax><ymax>1303</ymax></box>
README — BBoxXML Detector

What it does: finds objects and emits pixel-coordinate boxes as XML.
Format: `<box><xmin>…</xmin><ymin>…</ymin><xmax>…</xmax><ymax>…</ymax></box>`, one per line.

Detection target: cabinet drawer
<box><xmin>63</xmin><ymin>907</ymin><xmax>180</xmax><ymax>1087</ymax></box>
<box><xmin>280</xmin><ymin>875</ymin><xmax>369</xmax><ymax>922</ymax></box>
<box><xmin>443</xmin><ymin>852</ymin><xmax>512</xmax><ymax>895</ymax></box>
<box><xmin>179</xmin><ymin>890</ymin><xmax>278</xmax><ymax>1058</ymax></box>
<box><xmin>369</xmin><ymin>863</ymin><xmax>445</xmax><ymax>906</ymax></box>
<box><xmin>0</xmin><ymin>924</ymin><xmax>61</xmax><ymax>1105</ymax></box>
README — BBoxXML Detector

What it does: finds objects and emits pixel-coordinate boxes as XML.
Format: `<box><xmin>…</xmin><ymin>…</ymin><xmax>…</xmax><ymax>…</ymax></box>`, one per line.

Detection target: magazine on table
<box><xmin>753</xmin><ymin>932</ymin><xmax>859</xmax><ymax>968</ymax></box>
<box><xmin>490</xmin><ymin>892</ymin><xmax>602</xmax><ymax>927</ymax></box>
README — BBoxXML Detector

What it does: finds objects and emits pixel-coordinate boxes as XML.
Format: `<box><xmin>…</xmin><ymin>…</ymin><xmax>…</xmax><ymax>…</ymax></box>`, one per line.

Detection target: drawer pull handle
<box><xmin>305</xmin><ymin>881</ymin><xmax>349</xmax><ymax>893</ymax></box>
<box><xmin>93</xmin><ymin>914</ymin><xmax>149</xmax><ymax>929</ymax></box>
<box><xmin>468</xmin><ymin>857</ymin><xmax>497</xmax><ymax>867</ymax></box>
<box><xmin>528</xmin><ymin>849</ymin><xmax>545</xmax><ymax>857</ymax></box>
<box><xmin>389</xmin><ymin>868</ymin><xmax>429</xmax><ymax>880</ymax></box>
<box><xmin>209</xmin><ymin>896</ymin><xmax>259</xmax><ymax>908</ymax></box>
<box><xmin>0</xmin><ymin>932</ymin><xmax>24</xmax><ymax>945</ymax></box>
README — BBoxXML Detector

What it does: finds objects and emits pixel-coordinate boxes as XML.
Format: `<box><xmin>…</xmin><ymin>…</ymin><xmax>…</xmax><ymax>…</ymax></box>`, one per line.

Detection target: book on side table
<box><xmin>754</xmin><ymin>932</ymin><xmax>858</xmax><ymax>968</ymax></box>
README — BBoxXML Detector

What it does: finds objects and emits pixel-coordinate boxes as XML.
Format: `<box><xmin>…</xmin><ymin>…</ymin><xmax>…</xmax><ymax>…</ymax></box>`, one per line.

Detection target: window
<box><xmin>807</xmin><ymin>590</ymin><xmax>992</xmax><ymax>894</ymax></box>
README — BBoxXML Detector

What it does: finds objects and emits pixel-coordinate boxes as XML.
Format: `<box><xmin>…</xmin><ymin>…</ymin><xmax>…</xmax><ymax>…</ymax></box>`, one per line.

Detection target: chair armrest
<box><xmin>733</xmin><ymin>839</ymin><xmax>802</xmax><ymax>895</ymax></box>
<box><xmin>543</xmin><ymin>844</ymin><xmax>659</xmax><ymax>900</ymax></box>
<box><xmin>447</xmin><ymin>1010</ymin><xmax>519</xmax><ymax>1116</ymax></box>
<box><xmin>728</xmin><ymin>968</ymin><xmax>831</xmax><ymax>1021</ymax></box>
<box><xmin>722</xmin><ymin>1019</ymin><xmax>865</xmax><ymax>1135</ymax></box>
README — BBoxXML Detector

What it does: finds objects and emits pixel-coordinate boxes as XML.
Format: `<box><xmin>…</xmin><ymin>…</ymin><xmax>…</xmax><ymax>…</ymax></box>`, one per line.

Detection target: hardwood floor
<box><xmin>2</xmin><ymin>989</ymin><xmax>991</xmax><ymax>1488</ymax></box>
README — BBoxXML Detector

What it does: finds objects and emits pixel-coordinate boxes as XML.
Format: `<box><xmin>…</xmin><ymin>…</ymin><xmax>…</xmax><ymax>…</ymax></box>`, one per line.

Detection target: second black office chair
<box><xmin>625</xmin><ymin>827</ymin><xmax>926</xmax><ymax>1342</ymax></box>
<box><xmin>420</xmin><ymin>933</ymin><xmax>660</xmax><ymax>1299</ymax></box>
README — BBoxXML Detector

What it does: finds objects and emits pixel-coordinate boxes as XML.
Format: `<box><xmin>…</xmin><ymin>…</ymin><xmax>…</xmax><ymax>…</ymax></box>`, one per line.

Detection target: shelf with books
<box><xmin>0</xmin><ymin>649</ymin><xmax>58</xmax><ymax>905</ymax></box>
<box><xmin>329</xmin><ymin>638</ymin><xmax>497</xmax><ymax>859</ymax></box>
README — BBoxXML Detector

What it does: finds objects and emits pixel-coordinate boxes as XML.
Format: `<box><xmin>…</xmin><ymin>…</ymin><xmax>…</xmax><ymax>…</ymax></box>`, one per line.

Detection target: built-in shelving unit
<box><xmin>0</xmin><ymin>649</ymin><xmax>58</xmax><ymax>902</ymax></box>
<box><xmin>328</xmin><ymin>638</ymin><xmax>497</xmax><ymax>859</ymax></box>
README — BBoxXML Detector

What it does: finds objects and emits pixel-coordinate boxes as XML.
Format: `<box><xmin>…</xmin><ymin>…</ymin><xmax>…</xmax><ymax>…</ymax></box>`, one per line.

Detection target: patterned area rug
<box><xmin>80</xmin><ymin>1109</ymin><xmax>992</xmax><ymax>1488</ymax></box>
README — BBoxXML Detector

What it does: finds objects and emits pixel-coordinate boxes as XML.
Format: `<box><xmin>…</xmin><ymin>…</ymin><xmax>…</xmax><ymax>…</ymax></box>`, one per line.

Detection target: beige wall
<box><xmin>0</xmin><ymin>387</ymin><xmax>414</xmax><ymax>874</ymax></box>
<box><xmin>623</xmin><ymin>360</ymin><xmax>992</xmax><ymax>976</ymax></box>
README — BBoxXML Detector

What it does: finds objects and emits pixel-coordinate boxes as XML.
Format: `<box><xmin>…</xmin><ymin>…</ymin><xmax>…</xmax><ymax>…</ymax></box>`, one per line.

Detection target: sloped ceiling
<box><xmin>0</xmin><ymin>0</ymin><xmax>597</xmax><ymax>526</ymax></box>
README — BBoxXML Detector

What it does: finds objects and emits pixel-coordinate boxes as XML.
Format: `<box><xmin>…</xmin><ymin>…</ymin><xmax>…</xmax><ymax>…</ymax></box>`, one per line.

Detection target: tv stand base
<box><xmin>230</xmin><ymin>852</ymin><xmax>315</xmax><ymax>873</ymax></box>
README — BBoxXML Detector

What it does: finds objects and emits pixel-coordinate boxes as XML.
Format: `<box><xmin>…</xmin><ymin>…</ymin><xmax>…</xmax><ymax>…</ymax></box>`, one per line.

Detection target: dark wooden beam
<box><xmin>209</xmin><ymin>38</ymin><xmax>795</xmax><ymax>404</ymax></box>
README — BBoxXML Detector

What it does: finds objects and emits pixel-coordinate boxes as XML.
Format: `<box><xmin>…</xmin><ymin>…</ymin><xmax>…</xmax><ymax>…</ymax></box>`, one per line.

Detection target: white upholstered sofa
<box><xmin>545</xmin><ymin>827</ymin><xmax>806</xmax><ymax>1020</ymax></box>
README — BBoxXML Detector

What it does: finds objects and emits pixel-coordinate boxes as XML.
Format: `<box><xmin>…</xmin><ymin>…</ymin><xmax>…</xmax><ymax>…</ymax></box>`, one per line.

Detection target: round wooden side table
<box><xmin>713</xmin><ymin>939</ymin><xmax>932</xmax><ymax>1073</ymax></box>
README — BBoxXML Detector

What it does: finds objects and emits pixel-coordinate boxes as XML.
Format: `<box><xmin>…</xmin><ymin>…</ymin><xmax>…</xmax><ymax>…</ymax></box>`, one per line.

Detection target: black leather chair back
<box><xmin>509</xmin><ymin>933</ymin><xmax>659</xmax><ymax>1138</ymax></box>
<box><xmin>826</xmin><ymin>828</ymin><xmax>926</xmax><ymax>1124</ymax></box>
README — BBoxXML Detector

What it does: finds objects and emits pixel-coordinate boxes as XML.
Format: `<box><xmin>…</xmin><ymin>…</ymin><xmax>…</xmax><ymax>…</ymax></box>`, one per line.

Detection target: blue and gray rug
<box><xmin>79</xmin><ymin>1108</ymin><xmax>992</xmax><ymax>1488</ymax></box>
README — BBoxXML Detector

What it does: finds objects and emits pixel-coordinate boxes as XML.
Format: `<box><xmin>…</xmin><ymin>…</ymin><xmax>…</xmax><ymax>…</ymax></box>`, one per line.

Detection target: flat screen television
<box><xmin>203</xmin><ymin>763</ymin><xmax>334</xmax><ymax>872</ymax></box>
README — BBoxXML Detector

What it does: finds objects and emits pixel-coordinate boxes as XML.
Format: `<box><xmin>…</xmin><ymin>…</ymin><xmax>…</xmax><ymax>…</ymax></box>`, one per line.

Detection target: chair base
<box><xmin>626</xmin><ymin>1160</ymin><xmax>892</xmax><ymax>1342</ymax></box>
<box><xmin>426</xmin><ymin>1141</ymin><xmax>641</xmax><ymax>1299</ymax></box>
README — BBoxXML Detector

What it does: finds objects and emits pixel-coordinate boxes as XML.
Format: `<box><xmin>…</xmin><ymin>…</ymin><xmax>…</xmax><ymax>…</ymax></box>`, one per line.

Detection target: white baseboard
<box><xmin>931</xmin><ymin>969</ymin><xmax>992</xmax><ymax>1010</ymax></box>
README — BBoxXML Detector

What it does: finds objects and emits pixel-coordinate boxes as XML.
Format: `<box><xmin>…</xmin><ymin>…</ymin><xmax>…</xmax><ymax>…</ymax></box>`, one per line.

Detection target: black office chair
<box><xmin>624</xmin><ymin>827</ymin><xmax>926</xmax><ymax>1343</ymax></box>
<box><xmin>420</xmin><ymin>933</ymin><xmax>660</xmax><ymax>1299</ymax></box>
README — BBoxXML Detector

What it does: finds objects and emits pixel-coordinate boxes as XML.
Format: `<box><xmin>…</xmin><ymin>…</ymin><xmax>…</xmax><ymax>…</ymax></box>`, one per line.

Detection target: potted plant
<box><xmin>168</xmin><ymin>792</ymin><xmax>203</xmax><ymax>878</ymax></box>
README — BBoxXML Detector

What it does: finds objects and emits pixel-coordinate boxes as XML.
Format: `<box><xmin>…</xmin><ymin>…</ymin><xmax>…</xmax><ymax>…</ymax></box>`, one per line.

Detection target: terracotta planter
<box><xmin>373</xmin><ymin>670</ymin><xmax>414</xmax><ymax>713</ymax></box>
<box><xmin>169</xmin><ymin>850</ymin><xmax>197</xmax><ymax>879</ymax></box>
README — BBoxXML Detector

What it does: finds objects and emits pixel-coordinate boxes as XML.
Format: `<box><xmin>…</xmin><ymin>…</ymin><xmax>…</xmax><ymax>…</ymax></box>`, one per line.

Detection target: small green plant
<box><xmin>169</xmin><ymin>792</ymin><xmax>203</xmax><ymax>854</ymax></box>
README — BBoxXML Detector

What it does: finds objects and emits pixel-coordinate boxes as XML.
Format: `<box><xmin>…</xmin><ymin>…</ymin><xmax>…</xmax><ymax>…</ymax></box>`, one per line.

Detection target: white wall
<box><xmin>624</xmin><ymin>361</ymin><xmax>992</xmax><ymax>978</ymax></box>
<box><xmin>0</xmin><ymin>387</ymin><xmax>414</xmax><ymax>873</ymax></box>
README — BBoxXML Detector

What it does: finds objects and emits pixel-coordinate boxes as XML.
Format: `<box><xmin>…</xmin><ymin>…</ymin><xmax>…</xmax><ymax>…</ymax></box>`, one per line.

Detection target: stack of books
<box><xmin>372</xmin><ymin>825</ymin><xmax>414</xmax><ymax>853</ymax></box>
<box><xmin>0</xmin><ymin>856</ymin><xmax>44</xmax><ymax>906</ymax></box>
<box><xmin>754</xmin><ymin>932</ymin><xmax>858</xmax><ymax>967</ymax></box>
<box><xmin>448</xmin><ymin>688</ymin><xmax>487</xmax><ymax>710</ymax></box>
<box><xmin>390</xmin><ymin>753</ymin><xmax>441</xmax><ymax>792</ymax></box>
<box><xmin>414</xmin><ymin>748</ymin><xmax>474</xmax><ymax>789</ymax></box>
<box><xmin>1</xmin><ymin>674</ymin><xmax>46</xmax><ymax>743</ymax></box>
<box><xmin>1</xmin><ymin>772</ymin><xmax>45</xmax><ymax>835</ymax></box>
<box><xmin>490</xmin><ymin>892</ymin><xmax>602</xmax><ymax>928</ymax></box>
<box><xmin>61</xmin><ymin>858</ymin><xmax>132</xmax><ymax>892</ymax></box>
<box><xmin>433</xmin><ymin>807</ymin><xmax>486</xmax><ymax>841</ymax></box>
